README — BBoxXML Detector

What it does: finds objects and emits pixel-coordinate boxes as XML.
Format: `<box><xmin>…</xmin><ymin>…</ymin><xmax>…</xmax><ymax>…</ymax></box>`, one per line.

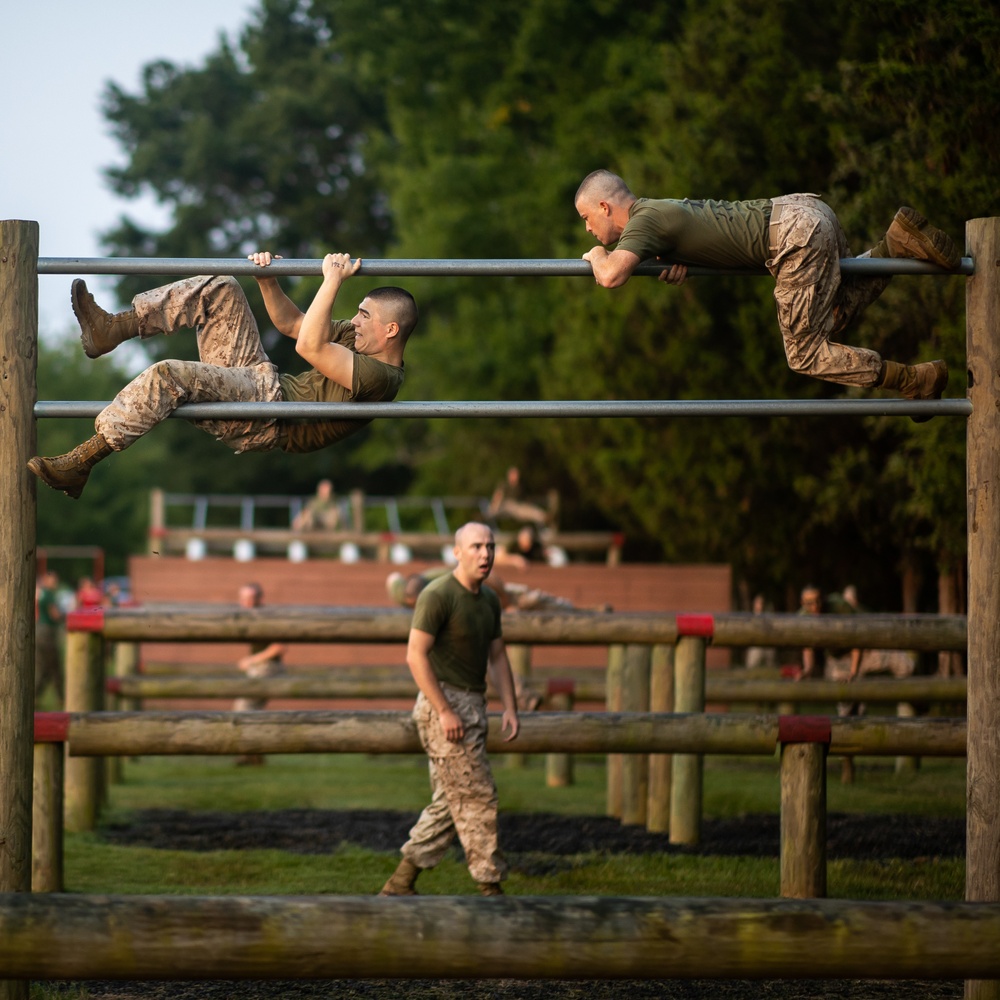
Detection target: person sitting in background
<box><xmin>293</xmin><ymin>478</ymin><xmax>342</xmax><ymax>530</ymax></box>
<box><xmin>487</xmin><ymin>466</ymin><xmax>551</xmax><ymax>527</ymax></box>
<box><xmin>233</xmin><ymin>582</ymin><xmax>286</xmax><ymax>766</ymax></box>
<box><xmin>495</xmin><ymin>523</ymin><xmax>568</xmax><ymax>569</ymax></box>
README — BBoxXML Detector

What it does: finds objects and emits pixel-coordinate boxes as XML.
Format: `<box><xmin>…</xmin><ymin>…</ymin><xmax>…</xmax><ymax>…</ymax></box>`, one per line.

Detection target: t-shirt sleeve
<box><xmin>615</xmin><ymin>208</ymin><xmax>671</xmax><ymax>262</ymax></box>
<box><xmin>411</xmin><ymin>587</ymin><xmax>448</xmax><ymax>638</ymax></box>
<box><xmin>329</xmin><ymin>319</ymin><xmax>357</xmax><ymax>348</ymax></box>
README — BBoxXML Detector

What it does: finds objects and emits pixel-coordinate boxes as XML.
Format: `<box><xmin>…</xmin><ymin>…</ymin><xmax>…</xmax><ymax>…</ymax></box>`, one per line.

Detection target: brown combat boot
<box><xmin>477</xmin><ymin>881</ymin><xmax>504</xmax><ymax>897</ymax></box>
<box><xmin>379</xmin><ymin>857</ymin><xmax>421</xmax><ymax>896</ymax></box>
<box><xmin>885</xmin><ymin>207</ymin><xmax>961</xmax><ymax>269</ymax></box>
<box><xmin>878</xmin><ymin>359</ymin><xmax>948</xmax><ymax>422</ymax></box>
<box><xmin>71</xmin><ymin>279</ymin><xmax>140</xmax><ymax>358</ymax></box>
<box><xmin>27</xmin><ymin>433</ymin><xmax>114</xmax><ymax>500</ymax></box>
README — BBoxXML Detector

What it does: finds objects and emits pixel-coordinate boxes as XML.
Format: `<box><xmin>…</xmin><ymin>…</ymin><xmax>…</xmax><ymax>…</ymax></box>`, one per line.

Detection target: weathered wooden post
<box><xmin>965</xmin><ymin>215</ymin><xmax>1000</xmax><ymax>1000</ymax></box>
<box><xmin>779</xmin><ymin>716</ymin><xmax>829</xmax><ymax>898</ymax></box>
<box><xmin>670</xmin><ymin>616</ymin><xmax>713</xmax><ymax>846</ymax></box>
<box><xmin>109</xmin><ymin>641</ymin><xmax>141</xmax><ymax>783</ymax></box>
<box><xmin>64</xmin><ymin>612</ymin><xmax>105</xmax><ymax>832</ymax></box>
<box><xmin>545</xmin><ymin>681</ymin><xmax>574</xmax><ymax>787</ymax></box>
<box><xmin>894</xmin><ymin>700</ymin><xmax>919</xmax><ymax>774</ymax></box>
<box><xmin>605</xmin><ymin>643</ymin><xmax>624</xmax><ymax>817</ymax></box>
<box><xmin>647</xmin><ymin>643</ymin><xmax>674</xmax><ymax>833</ymax></box>
<box><xmin>32</xmin><ymin>716</ymin><xmax>66</xmax><ymax>893</ymax></box>
<box><xmin>506</xmin><ymin>644</ymin><xmax>531</xmax><ymax>769</ymax></box>
<box><xmin>0</xmin><ymin>219</ymin><xmax>38</xmax><ymax>1000</ymax></box>
<box><xmin>620</xmin><ymin>644</ymin><xmax>652</xmax><ymax>826</ymax></box>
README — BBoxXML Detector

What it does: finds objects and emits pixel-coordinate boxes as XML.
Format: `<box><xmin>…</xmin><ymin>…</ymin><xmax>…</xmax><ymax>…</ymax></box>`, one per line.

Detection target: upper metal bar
<box><xmin>34</xmin><ymin>398</ymin><xmax>972</xmax><ymax>420</ymax></box>
<box><xmin>37</xmin><ymin>256</ymin><xmax>975</xmax><ymax>277</ymax></box>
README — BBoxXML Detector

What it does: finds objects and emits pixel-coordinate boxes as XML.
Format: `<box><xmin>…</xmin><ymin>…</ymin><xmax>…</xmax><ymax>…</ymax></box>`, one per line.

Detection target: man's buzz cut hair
<box><xmin>575</xmin><ymin>169</ymin><xmax>634</xmax><ymax>205</ymax></box>
<box><xmin>367</xmin><ymin>286</ymin><xmax>419</xmax><ymax>341</ymax></box>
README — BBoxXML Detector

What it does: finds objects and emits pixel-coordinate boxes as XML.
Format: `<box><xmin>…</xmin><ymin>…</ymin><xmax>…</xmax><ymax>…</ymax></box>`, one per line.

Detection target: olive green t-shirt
<box><xmin>615</xmin><ymin>197</ymin><xmax>772</xmax><ymax>269</ymax></box>
<box><xmin>410</xmin><ymin>573</ymin><xmax>502</xmax><ymax>691</ymax></box>
<box><xmin>277</xmin><ymin>320</ymin><xmax>405</xmax><ymax>454</ymax></box>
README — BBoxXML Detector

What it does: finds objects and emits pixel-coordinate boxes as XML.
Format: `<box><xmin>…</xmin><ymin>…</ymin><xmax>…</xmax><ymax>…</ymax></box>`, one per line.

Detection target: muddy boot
<box><xmin>477</xmin><ymin>881</ymin><xmax>504</xmax><ymax>897</ymax></box>
<box><xmin>27</xmin><ymin>433</ymin><xmax>114</xmax><ymax>500</ymax></box>
<box><xmin>885</xmin><ymin>207</ymin><xmax>961</xmax><ymax>269</ymax></box>
<box><xmin>379</xmin><ymin>857</ymin><xmax>421</xmax><ymax>896</ymax></box>
<box><xmin>71</xmin><ymin>279</ymin><xmax>140</xmax><ymax>358</ymax></box>
<box><xmin>877</xmin><ymin>359</ymin><xmax>949</xmax><ymax>422</ymax></box>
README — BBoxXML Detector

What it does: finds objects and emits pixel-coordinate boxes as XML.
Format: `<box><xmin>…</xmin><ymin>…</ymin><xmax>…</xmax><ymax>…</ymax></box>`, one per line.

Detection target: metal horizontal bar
<box><xmin>37</xmin><ymin>256</ymin><xmax>974</xmax><ymax>277</ymax></box>
<box><xmin>34</xmin><ymin>398</ymin><xmax>972</xmax><ymax>420</ymax></box>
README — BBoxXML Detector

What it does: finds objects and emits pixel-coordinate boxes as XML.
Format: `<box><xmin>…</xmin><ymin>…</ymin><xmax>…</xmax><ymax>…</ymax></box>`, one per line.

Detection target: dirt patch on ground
<box><xmin>45</xmin><ymin>808</ymin><xmax>968</xmax><ymax>1000</ymax></box>
<box><xmin>101</xmin><ymin>807</ymin><xmax>965</xmax><ymax>861</ymax></box>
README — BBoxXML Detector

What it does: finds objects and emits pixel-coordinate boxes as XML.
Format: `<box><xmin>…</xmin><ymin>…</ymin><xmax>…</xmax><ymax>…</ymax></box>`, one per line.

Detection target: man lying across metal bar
<box><xmin>28</xmin><ymin>252</ymin><xmax>418</xmax><ymax>500</ymax></box>
<box><xmin>575</xmin><ymin>170</ymin><xmax>965</xmax><ymax>419</ymax></box>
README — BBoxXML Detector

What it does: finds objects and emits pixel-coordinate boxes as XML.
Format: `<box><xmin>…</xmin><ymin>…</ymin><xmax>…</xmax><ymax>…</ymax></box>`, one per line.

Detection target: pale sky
<box><xmin>2</xmin><ymin>0</ymin><xmax>259</xmax><ymax>337</ymax></box>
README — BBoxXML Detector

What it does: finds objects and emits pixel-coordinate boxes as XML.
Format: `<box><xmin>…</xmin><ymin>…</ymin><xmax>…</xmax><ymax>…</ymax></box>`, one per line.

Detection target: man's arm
<box><xmin>407</xmin><ymin>628</ymin><xmax>465</xmax><ymax>742</ymax></box>
<box><xmin>248</xmin><ymin>251</ymin><xmax>306</xmax><ymax>339</ymax></box>
<box><xmin>238</xmin><ymin>642</ymin><xmax>285</xmax><ymax>673</ymax></box>
<box><xmin>486</xmin><ymin>637</ymin><xmax>520</xmax><ymax>741</ymax></box>
<box><xmin>582</xmin><ymin>246</ymin><xmax>642</xmax><ymax>287</ymax></box>
<box><xmin>294</xmin><ymin>252</ymin><xmax>361</xmax><ymax>391</ymax></box>
<box><xmin>583</xmin><ymin>247</ymin><xmax>688</xmax><ymax>288</ymax></box>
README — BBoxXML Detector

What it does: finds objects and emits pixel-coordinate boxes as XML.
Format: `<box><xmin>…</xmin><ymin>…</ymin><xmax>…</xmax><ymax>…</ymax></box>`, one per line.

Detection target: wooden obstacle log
<box><xmin>646</xmin><ymin>644</ymin><xmax>674</xmax><ymax>833</ymax></box>
<box><xmin>671</xmin><ymin>628</ymin><xmax>709</xmax><ymax>846</ymax></box>
<box><xmin>38</xmin><ymin>710</ymin><xmax>967</xmax><ymax>758</ymax></box>
<box><xmin>779</xmin><ymin>717</ymin><xmax>830</xmax><ymax>899</ymax></box>
<box><xmin>606</xmin><ymin>644</ymin><xmax>625</xmax><ymax>817</ymax></box>
<box><xmin>544</xmin><ymin>683</ymin><xmax>575</xmax><ymax>787</ymax></box>
<box><xmin>620</xmin><ymin>644</ymin><xmax>651</xmax><ymax>825</ymax></box>
<box><xmin>71</xmin><ymin>606</ymin><xmax>969</xmax><ymax>650</ymax></box>
<box><xmin>107</xmin><ymin>672</ymin><xmax>969</xmax><ymax>705</ymax></box>
<box><xmin>0</xmin><ymin>893</ymin><xmax>999</xmax><ymax>980</ymax></box>
<box><xmin>63</xmin><ymin>629</ymin><xmax>104</xmax><ymax>833</ymax></box>
<box><xmin>966</xmin><ymin>214</ymin><xmax>1000</xmax><ymax>1000</ymax></box>
<box><xmin>31</xmin><ymin>741</ymin><xmax>63</xmax><ymax>893</ymax></box>
<box><xmin>0</xmin><ymin>218</ymin><xmax>39</xmax><ymax>1000</ymax></box>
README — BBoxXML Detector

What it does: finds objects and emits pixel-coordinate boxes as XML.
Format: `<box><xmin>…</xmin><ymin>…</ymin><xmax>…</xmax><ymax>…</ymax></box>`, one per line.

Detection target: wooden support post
<box><xmin>620</xmin><ymin>644</ymin><xmax>651</xmax><ymax>826</ymax></box>
<box><xmin>605</xmin><ymin>643</ymin><xmax>624</xmax><ymax>817</ymax></box>
<box><xmin>779</xmin><ymin>716</ymin><xmax>830</xmax><ymax>898</ymax></box>
<box><xmin>64</xmin><ymin>629</ymin><xmax>104</xmax><ymax>832</ymax></box>
<box><xmin>545</xmin><ymin>684</ymin><xmax>574</xmax><ymax>787</ymax></box>
<box><xmin>647</xmin><ymin>643</ymin><xmax>674</xmax><ymax>833</ymax></box>
<box><xmin>894</xmin><ymin>701</ymin><xmax>919</xmax><ymax>774</ymax></box>
<box><xmin>109</xmin><ymin>642</ymin><xmax>141</xmax><ymax>783</ymax></box>
<box><xmin>966</xmin><ymin>215</ymin><xmax>1000</xmax><ymax>1000</ymax></box>
<box><xmin>670</xmin><ymin>617</ymin><xmax>712</xmax><ymax>846</ymax></box>
<box><xmin>506</xmin><ymin>644</ymin><xmax>531</xmax><ymax>769</ymax></box>
<box><xmin>32</xmin><ymin>741</ymin><xmax>64</xmax><ymax>893</ymax></box>
<box><xmin>0</xmin><ymin>219</ymin><xmax>39</xmax><ymax>1000</ymax></box>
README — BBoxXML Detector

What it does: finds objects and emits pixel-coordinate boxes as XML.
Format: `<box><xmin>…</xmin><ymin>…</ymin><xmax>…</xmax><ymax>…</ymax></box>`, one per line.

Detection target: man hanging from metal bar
<box><xmin>575</xmin><ymin>171</ymin><xmax>960</xmax><ymax>416</ymax></box>
<box><xmin>28</xmin><ymin>252</ymin><xmax>417</xmax><ymax>499</ymax></box>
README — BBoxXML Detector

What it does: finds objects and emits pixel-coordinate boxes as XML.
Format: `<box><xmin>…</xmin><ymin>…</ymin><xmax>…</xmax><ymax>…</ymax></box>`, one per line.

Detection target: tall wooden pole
<box><xmin>620</xmin><ymin>644</ymin><xmax>651</xmax><ymax>826</ymax></box>
<box><xmin>647</xmin><ymin>643</ymin><xmax>674</xmax><ymax>833</ymax></box>
<box><xmin>965</xmin><ymin>216</ymin><xmax>1000</xmax><ymax>1000</ymax></box>
<box><xmin>0</xmin><ymin>219</ymin><xmax>38</xmax><ymax>1000</ymax></box>
<box><xmin>670</xmin><ymin>635</ymin><xmax>707</xmax><ymax>845</ymax></box>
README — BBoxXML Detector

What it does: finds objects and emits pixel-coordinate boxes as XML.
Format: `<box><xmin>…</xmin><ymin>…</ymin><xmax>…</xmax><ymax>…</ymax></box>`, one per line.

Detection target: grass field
<box><xmin>67</xmin><ymin>750</ymin><xmax>966</xmax><ymax>902</ymax></box>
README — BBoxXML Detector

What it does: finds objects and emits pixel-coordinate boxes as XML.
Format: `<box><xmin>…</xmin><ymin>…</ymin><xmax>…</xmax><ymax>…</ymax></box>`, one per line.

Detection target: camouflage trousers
<box><xmin>402</xmin><ymin>686</ymin><xmax>507</xmax><ymax>884</ymax></box>
<box><xmin>95</xmin><ymin>276</ymin><xmax>283</xmax><ymax>454</ymax></box>
<box><xmin>232</xmin><ymin>656</ymin><xmax>285</xmax><ymax>713</ymax></box>
<box><xmin>766</xmin><ymin>194</ymin><xmax>891</xmax><ymax>387</ymax></box>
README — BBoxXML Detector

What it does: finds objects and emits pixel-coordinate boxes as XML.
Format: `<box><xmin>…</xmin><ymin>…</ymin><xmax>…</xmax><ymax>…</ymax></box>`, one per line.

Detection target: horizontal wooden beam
<box><xmin>71</xmin><ymin>606</ymin><xmax>969</xmax><ymax>650</ymax></box>
<box><xmin>109</xmin><ymin>672</ymin><xmax>968</xmax><ymax>705</ymax></box>
<box><xmin>0</xmin><ymin>893</ymin><xmax>996</xmax><ymax>980</ymax></box>
<box><xmin>37</xmin><ymin>710</ymin><xmax>967</xmax><ymax>758</ymax></box>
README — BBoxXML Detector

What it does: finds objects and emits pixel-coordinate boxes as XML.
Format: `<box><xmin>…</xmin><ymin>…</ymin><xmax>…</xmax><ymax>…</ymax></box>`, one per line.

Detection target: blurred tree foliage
<box><xmin>40</xmin><ymin>0</ymin><xmax>998</xmax><ymax>606</ymax></box>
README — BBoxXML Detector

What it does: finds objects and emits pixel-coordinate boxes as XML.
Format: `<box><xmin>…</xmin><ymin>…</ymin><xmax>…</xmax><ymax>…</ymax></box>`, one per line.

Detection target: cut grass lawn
<box><xmin>67</xmin><ymin>751</ymin><xmax>965</xmax><ymax>901</ymax></box>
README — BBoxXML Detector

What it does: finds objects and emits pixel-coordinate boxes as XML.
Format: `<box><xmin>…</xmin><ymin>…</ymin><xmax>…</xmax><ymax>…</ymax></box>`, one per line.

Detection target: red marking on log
<box><xmin>34</xmin><ymin>712</ymin><xmax>70</xmax><ymax>743</ymax></box>
<box><xmin>547</xmin><ymin>678</ymin><xmax>576</xmax><ymax>697</ymax></box>
<box><xmin>676</xmin><ymin>614</ymin><xmax>715</xmax><ymax>639</ymax></box>
<box><xmin>778</xmin><ymin>715</ymin><xmax>832</xmax><ymax>744</ymax></box>
<box><xmin>106</xmin><ymin>678</ymin><xmax>122</xmax><ymax>695</ymax></box>
<box><xmin>780</xmin><ymin>664</ymin><xmax>803</xmax><ymax>680</ymax></box>
<box><xmin>66</xmin><ymin>608</ymin><xmax>105</xmax><ymax>632</ymax></box>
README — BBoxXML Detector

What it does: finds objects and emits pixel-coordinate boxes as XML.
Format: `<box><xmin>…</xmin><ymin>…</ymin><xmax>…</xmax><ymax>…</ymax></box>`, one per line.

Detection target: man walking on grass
<box><xmin>381</xmin><ymin>522</ymin><xmax>520</xmax><ymax>897</ymax></box>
